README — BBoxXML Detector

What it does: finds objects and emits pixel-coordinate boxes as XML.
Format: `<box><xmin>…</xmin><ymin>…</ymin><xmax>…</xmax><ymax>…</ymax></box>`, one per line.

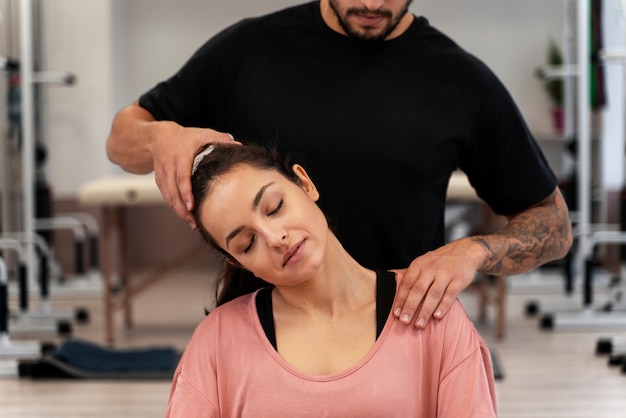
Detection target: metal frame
<box><xmin>0</xmin><ymin>238</ymin><xmax>42</xmax><ymax>360</ymax></box>
<box><xmin>543</xmin><ymin>0</ymin><xmax>626</xmax><ymax>330</ymax></box>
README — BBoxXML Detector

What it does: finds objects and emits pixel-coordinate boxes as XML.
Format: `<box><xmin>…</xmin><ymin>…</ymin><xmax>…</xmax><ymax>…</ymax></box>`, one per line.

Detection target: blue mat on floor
<box><xmin>19</xmin><ymin>339</ymin><xmax>180</xmax><ymax>380</ymax></box>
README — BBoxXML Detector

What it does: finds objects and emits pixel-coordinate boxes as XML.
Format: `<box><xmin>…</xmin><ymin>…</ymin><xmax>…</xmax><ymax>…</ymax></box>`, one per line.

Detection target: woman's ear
<box><xmin>292</xmin><ymin>164</ymin><xmax>320</xmax><ymax>201</ymax></box>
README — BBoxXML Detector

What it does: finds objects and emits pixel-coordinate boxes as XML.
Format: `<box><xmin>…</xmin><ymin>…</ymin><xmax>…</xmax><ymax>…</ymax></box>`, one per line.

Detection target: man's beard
<box><xmin>328</xmin><ymin>0</ymin><xmax>412</xmax><ymax>42</ymax></box>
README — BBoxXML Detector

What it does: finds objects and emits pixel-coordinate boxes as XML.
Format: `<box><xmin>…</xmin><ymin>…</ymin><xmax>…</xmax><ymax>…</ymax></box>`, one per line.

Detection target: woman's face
<box><xmin>200</xmin><ymin>163</ymin><xmax>329</xmax><ymax>286</ymax></box>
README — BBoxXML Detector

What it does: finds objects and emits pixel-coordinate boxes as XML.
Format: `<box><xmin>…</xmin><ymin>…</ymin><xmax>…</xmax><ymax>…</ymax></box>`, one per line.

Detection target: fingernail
<box><xmin>189</xmin><ymin>223</ymin><xmax>197</xmax><ymax>230</ymax></box>
<box><xmin>185</xmin><ymin>201</ymin><xmax>192</xmax><ymax>211</ymax></box>
<box><xmin>394</xmin><ymin>308</ymin><xmax>401</xmax><ymax>317</ymax></box>
<box><xmin>400</xmin><ymin>314</ymin><xmax>410</xmax><ymax>323</ymax></box>
<box><xmin>434</xmin><ymin>310</ymin><xmax>442</xmax><ymax>318</ymax></box>
<box><xmin>416</xmin><ymin>318</ymin><xmax>425</xmax><ymax>328</ymax></box>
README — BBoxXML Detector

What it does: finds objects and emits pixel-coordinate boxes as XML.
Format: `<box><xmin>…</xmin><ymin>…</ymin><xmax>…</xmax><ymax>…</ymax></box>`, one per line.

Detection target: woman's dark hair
<box><xmin>191</xmin><ymin>144</ymin><xmax>301</xmax><ymax>308</ymax></box>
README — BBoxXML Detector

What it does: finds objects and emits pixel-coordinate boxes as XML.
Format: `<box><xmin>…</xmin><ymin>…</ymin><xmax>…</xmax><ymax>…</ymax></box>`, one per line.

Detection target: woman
<box><xmin>165</xmin><ymin>144</ymin><xmax>497</xmax><ymax>417</ymax></box>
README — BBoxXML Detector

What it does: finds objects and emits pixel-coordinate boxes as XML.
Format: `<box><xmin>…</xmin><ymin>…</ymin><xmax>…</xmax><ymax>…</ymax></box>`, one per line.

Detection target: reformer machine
<box><xmin>2</xmin><ymin>1</ymin><xmax>183</xmax><ymax>380</ymax></box>
<box><xmin>514</xmin><ymin>0</ymin><xmax>626</xmax><ymax>338</ymax></box>
<box><xmin>538</xmin><ymin>0</ymin><xmax>626</xmax><ymax>332</ymax></box>
<box><xmin>0</xmin><ymin>241</ymin><xmax>40</xmax><ymax>361</ymax></box>
<box><xmin>0</xmin><ymin>2</ymin><xmax>106</xmax><ymax>374</ymax></box>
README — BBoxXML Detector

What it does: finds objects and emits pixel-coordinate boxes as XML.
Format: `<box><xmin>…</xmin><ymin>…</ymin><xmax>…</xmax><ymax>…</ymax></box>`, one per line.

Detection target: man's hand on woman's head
<box><xmin>150</xmin><ymin>124</ymin><xmax>241</xmax><ymax>229</ymax></box>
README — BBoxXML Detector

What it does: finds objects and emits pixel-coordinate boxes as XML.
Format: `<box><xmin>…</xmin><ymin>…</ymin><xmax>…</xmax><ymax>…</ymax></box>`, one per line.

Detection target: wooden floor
<box><xmin>1</xmin><ymin>255</ymin><xmax>626</xmax><ymax>418</ymax></box>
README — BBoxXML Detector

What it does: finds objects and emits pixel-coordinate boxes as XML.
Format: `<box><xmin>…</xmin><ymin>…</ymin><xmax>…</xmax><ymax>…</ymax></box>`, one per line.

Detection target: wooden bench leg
<box><xmin>478</xmin><ymin>273</ymin><xmax>489</xmax><ymax>323</ymax></box>
<box><xmin>474</xmin><ymin>273</ymin><xmax>507</xmax><ymax>340</ymax></box>
<box><xmin>496</xmin><ymin>275</ymin><xmax>507</xmax><ymax>340</ymax></box>
<box><xmin>101</xmin><ymin>206</ymin><xmax>115</xmax><ymax>345</ymax></box>
<box><xmin>118</xmin><ymin>207</ymin><xmax>133</xmax><ymax>330</ymax></box>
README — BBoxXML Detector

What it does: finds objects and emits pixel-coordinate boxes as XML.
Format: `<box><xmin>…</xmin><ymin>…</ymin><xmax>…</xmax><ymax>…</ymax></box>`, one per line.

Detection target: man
<box><xmin>106</xmin><ymin>0</ymin><xmax>572</xmax><ymax>328</ymax></box>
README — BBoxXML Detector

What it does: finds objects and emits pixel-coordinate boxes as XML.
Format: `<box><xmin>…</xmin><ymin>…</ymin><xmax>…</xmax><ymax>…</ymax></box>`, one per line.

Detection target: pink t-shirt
<box><xmin>165</xmin><ymin>291</ymin><xmax>496</xmax><ymax>417</ymax></box>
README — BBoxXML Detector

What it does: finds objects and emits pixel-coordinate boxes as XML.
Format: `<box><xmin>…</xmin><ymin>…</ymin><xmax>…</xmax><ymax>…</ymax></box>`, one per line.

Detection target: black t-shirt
<box><xmin>139</xmin><ymin>1</ymin><xmax>556</xmax><ymax>270</ymax></box>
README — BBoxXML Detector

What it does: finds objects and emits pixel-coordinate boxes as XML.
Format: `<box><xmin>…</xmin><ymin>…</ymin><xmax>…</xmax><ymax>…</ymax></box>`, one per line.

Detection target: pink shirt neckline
<box><xmin>248</xmin><ymin>288</ymin><xmax>397</xmax><ymax>382</ymax></box>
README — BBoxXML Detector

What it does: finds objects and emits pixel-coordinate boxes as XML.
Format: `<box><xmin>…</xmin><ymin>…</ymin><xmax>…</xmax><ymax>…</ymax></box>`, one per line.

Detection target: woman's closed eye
<box><xmin>241</xmin><ymin>200</ymin><xmax>283</xmax><ymax>254</ymax></box>
<box><xmin>268</xmin><ymin>199</ymin><xmax>283</xmax><ymax>216</ymax></box>
<box><xmin>243</xmin><ymin>235</ymin><xmax>255</xmax><ymax>254</ymax></box>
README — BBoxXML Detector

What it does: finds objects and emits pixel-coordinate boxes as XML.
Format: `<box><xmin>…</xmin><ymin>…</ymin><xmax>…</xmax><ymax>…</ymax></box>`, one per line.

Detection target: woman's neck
<box><xmin>272</xmin><ymin>233</ymin><xmax>376</xmax><ymax>318</ymax></box>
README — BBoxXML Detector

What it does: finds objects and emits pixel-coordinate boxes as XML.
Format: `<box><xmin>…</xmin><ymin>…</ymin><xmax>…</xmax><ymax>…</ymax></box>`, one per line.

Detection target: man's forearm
<box><xmin>106</xmin><ymin>103</ymin><xmax>157</xmax><ymax>174</ymax></box>
<box><xmin>472</xmin><ymin>187</ymin><xmax>573</xmax><ymax>276</ymax></box>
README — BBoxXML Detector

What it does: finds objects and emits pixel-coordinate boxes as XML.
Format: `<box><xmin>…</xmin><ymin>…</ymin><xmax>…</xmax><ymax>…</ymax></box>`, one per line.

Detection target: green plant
<box><xmin>544</xmin><ymin>39</ymin><xmax>564</xmax><ymax>107</ymax></box>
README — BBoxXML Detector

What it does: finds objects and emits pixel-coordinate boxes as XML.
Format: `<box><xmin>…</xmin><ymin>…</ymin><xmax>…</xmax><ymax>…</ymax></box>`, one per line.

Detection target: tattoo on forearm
<box><xmin>471</xmin><ymin>189</ymin><xmax>573</xmax><ymax>276</ymax></box>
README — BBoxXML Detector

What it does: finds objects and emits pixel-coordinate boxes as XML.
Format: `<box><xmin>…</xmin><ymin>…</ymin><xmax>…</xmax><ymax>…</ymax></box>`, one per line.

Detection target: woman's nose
<box><xmin>269</xmin><ymin>232</ymin><xmax>287</xmax><ymax>250</ymax></box>
<box><xmin>262</xmin><ymin>224</ymin><xmax>287</xmax><ymax>249</ymax></box>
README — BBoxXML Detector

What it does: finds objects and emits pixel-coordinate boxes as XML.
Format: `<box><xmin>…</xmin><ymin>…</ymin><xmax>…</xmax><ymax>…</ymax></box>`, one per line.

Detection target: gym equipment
<box><xmin>540</xmin><ymin>231</ymin><xmax>626</xmax><ymax>330</ymax></box>
<box><xmin>596</xmin><ymin>337</ymin><xmax>626</xmax><ymax>376</ymax></box>
<box><xmin>34</xmin><ymin>215</ymin><xmax>100</xmax><ymax>306</ymax></box>
<box><xmin>35</xmin><ymin>217</ymin><xmax>88</xmax><ymax>280</ymax></box>
<box><xmin>596</xmin><ymin>336</ymin><xmax>626</xmax><ymax>355</ymax></box>
<box><xmin>534</xmin><ymin>0</ymin><xmax>626</xmax><ymax>332</ymax></box>
<box><xmin>2</xmin><ymin>1</ymin><xmax>92</xmax><ymax>334</ymax></box>
<box><xmin>55</xmin><ymin>212</ymin><xmax>101</xmax><ymax>282</ymax></box>
<box><xmin>1</xmin><ymin>234</ymin><xmax>72</xmax><ymax>337</ymax></box>
<box><xmin>0</xmin><ymin>243</ymin><xmax>40</xmax><ymax>361</ymax></box>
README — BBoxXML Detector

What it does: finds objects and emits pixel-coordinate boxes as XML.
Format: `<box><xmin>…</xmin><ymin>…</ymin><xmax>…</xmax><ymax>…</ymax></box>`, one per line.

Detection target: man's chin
<box><xmin>346</xmin><ymin>27</ymin><xmax>390</xmax><ymax>42</ymax></box>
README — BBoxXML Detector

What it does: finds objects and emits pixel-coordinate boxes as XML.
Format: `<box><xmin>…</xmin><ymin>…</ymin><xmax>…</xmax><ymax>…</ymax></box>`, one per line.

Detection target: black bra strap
<box><xmin>376</xmin><ymin>270</ymin><xmax>397</xmax><ymax>336</ymax></box>
<box><xmin>256</xmin><ymin>288</ymin><xmax>276</xmax><ymax>349</ymax></box>
<box><xmin>256</xmin><ymin>271</ymin><xmax>397</xmax><ymax>351</ymax></box>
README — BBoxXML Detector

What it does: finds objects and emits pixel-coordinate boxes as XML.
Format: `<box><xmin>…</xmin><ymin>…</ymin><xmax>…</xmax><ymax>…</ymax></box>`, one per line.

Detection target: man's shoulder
<box><xmin>237</xmin><ymin>2</ymin><xmax>316</xmax><ymax>31</ymax></box>
<box><xmin>210</xmin><ymin>2</ymin><xmax>316</xmax><ymax>50</ymax></box>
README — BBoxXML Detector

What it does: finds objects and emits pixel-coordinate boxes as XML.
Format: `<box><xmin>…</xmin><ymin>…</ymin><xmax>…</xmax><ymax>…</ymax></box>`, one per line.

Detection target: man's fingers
<box><xmin>174</xmin><ymin>131</ymin><xmax>239</xmax><ymax>228</ymax></box>
<box><xmin>156</xmin><ymin>166</ymin><xmax>197</xmax><ymax>229</ymax></box>
<box><xmin>431</xmin><ymin>289</ymin><xmax>458</xmax><ymax>320</ymax></box>
<box><xmin>415</xmin><ymin>280</ymin><xmax>464</xmax><ymax>328</ymax></box>
<box><xmin>393</xmin><ymin>240</ymin><xmax>481</xmax><ymax>328</ymax></box>
<box><xmin>174</xmin><ymin>195</ymin><xmax>197</xmax><ymax>229</ymax></box>
<box><xmin>412</xmin><ymin>279</ymin><xmax>448</xmax><ymax>328</ymax></box>
<box><xmin>176</xmin><ymin>164</ymin><xmax>198</xmax><ymax>229</ymax></box>
<box><xmin>393</xmin><ymin>267</ymin><xmax>461</xmax><ymax>328</ymax></box>
<box><xmin>395</xmin><ymin>270</ymin><xmax>433</xmax><ymax>325</ymax></box>
<box><xmin>217</xmin><ymin>132</ymin><xmax>242</xmax><ymax>146</ymax></box>
<box><xmin>176</xmin><ymin>162</ymin><xmax>195</xmax><ymax>214</ymax></box>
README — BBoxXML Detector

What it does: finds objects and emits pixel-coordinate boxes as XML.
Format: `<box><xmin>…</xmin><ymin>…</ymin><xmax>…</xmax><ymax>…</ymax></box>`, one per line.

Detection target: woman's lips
<box><xmin>283</xmin><ymin>239</ymin><xmax>305</xmax><ymax>267</ymax></box>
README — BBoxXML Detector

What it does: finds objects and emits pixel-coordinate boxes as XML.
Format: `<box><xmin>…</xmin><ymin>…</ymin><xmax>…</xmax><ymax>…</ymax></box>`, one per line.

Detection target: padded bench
<box><xmin>78</xmin><ymin>174</ymin><xmax>200</xmax><ymax>344</ymax></box>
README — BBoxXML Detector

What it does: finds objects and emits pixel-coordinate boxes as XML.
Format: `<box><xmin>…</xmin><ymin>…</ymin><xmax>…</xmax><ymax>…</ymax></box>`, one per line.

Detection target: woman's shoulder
<box><xmin>430</xmin><ymin>298</ymin><xmax>475</xmax><ymax>331</ymax></box>
<box><xmin>198</xmin><ymin>292</ymin><xmax>258</xmax><ymax>330</ymax></box>
<box><xmin>211</xmin><ymin>291</ymin><xmax>256</xmax><ymax>312</ymax></box>
<box><xmin>429</xmin><ymin>299</ymin><xmax>486</xmax><ymax>358</ymax></box>
<box><xmin>180</xmin><ymin>293</ymin><xmax>259</xmax><ymax>361</ymax></box>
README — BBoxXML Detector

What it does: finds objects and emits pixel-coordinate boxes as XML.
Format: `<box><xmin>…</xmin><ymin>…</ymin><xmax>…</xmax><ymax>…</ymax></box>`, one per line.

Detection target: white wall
<box><xmin>6</xmin><ymin>0</ymin><xmax>566</xmax><ymax>196</ymax></box>
<box><xmin>43</xmin><ymin>0</ymin><xmax>114</xmax><ymax>197</ymax></box>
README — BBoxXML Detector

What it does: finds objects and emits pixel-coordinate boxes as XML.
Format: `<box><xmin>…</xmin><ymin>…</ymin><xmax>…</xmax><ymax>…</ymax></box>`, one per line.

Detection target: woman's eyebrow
<box><xmin>225</xmin><ymin>181</ymin><xmax>275</xmax><ymax>249</ymax></box>
<box><xmin>225</xmin><ymin>226</ymin><xmax>244</xmax><ymax>249</ymax></box>
<box><xmin>253</xmin><ymin>181</ymin><xmax>275</xmax><ymax>210</ymax></box>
